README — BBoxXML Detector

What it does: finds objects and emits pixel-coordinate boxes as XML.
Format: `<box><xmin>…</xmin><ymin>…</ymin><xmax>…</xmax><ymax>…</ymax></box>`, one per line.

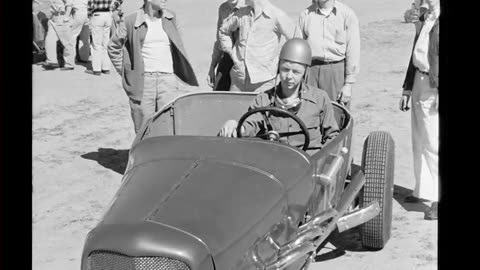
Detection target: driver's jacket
<box><xmin>243</xmin><ymin>83</ymin><xmax>340</xmax><ymax>152</ymax></box>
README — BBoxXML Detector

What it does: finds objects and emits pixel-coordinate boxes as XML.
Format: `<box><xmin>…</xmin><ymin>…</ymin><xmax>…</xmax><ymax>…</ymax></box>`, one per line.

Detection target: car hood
<box><xmin>101</xmin><ymin>157</ymin><xmax>286</xmax><ymax>262</ymax></box>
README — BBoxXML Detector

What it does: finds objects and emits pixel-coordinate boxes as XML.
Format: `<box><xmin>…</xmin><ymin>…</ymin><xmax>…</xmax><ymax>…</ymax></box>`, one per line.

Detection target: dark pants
<box><xmin>214</xmin><ymin>53</ymin><xmax>233</xmax><ymax>91</ymax></box>
<box><xmin>305</xmin><ymin>59</ymin><xmax>347</xmax><ymax>107</ymax></box>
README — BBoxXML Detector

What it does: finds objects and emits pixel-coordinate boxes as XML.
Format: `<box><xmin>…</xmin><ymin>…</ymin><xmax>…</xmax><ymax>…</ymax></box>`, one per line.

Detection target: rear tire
<box><xmin>360</xmin><ymin>131</ymin><xmax>395</xmax><ymax>249</ymax></box>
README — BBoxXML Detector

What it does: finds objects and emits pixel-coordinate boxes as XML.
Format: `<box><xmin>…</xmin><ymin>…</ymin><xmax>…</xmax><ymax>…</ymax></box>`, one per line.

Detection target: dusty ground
<box><xmin>32</xmin><ymin>0</ymin><xmax>437</xmax><ymax>269</ymax></box>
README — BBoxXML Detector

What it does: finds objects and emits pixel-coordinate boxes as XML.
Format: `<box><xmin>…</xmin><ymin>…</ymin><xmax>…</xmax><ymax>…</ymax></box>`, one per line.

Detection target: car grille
<box><xmin>88</xmin><ymin>251</ymin><xmax>191</xmax><ymax>270</ymax></box>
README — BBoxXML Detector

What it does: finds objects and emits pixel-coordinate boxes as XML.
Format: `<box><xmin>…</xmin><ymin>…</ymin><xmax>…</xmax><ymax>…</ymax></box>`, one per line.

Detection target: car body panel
<box><xmin>82</xmin><ymin>92</ymin><xmax>359</xmax><ymax>270</ymax></box>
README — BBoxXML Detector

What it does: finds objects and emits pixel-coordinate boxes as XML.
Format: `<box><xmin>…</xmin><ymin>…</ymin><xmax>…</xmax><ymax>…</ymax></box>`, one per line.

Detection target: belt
<box><xmin>311</xmin><ymin>58</ymin><xmax>345</xmax><ymax>66</ymax></box>
<box><xmin>93</xmin><ymin>9</ymin><xmax>110</xmax><ymax>13</ymax></box>
<box><xmin>415</xmin><ymin>66</ymin><xmax>429</xmax><ymax>75</ymax></box>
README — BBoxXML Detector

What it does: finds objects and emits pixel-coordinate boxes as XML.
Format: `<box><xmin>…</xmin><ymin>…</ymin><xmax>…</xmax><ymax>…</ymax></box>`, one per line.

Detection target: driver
<box><xmin>218</xmin><ymin>38</ymin><xmax>340</xmax><ymax>153</ymax></box>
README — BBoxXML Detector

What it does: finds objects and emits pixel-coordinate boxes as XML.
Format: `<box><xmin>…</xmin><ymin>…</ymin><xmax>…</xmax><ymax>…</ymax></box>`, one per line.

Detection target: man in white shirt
<box><xmin>399</xmin><ymin>0</ymin><xmax>440</xmax><ymax>220</ymax></box>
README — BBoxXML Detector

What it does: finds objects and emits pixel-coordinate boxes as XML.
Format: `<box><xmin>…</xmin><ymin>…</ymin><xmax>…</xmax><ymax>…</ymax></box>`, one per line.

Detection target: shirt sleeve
<box><xmin>219</xmin><ymin>12</ymin><xmax>240</xmax><ymax>56</ymax></box>
<box><xmin>242</xmin><ymin>95</ymin><xmax>269</xmax><ymax>137</ymax></box>
<box><xmin>344</xmin><ymin>10</ymin><xmax>360</xmax><ymax>84</ymax></box>
<box><xmin>319</xmin><ymin>95</ymin><xmax>340</xmax><ymax>145</ymax></box>
<box><xmin>293</xmin><ymin>10</ymin><xmax>308</xmax><ymax>39</ymax></box>
<box><xmin>107</xmin><ymin>20</ymin><xmax>127</xmax><ymax>74</ymax></box>
<box><xmin>210</xmin><ymin>5</ymin><xmax>225</xmax><ymax>69</ymax></box>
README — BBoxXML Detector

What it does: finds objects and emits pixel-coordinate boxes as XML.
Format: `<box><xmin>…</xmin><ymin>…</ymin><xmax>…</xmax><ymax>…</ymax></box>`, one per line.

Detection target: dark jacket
<box><xmin>108</xmin><ymin>8</ymin><xmax>199</xmax><ymax>101</ymax></box>
<box><xmin>402</xmin><ymin>13</ymin><xmax>440</xmax><ymax>91</ymax></box>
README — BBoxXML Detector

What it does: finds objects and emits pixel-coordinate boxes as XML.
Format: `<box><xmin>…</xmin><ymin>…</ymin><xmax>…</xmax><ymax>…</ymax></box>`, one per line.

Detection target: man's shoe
<box><xmin>424</xmin><ymin>202</ymin><xmax>438</xmax><ymax>220</ymax></box>
<box><xmin>101</xmin><ymin>70</ymin><xmax>110</xmax><ymax>74</ymax></box>
<box><xmin>85</xmin><ymin>70</ymin><xmax>101</xmax><ymax>76</ymax></box>
<box><xmin>43</xmin><ymin>62</ymin><xmax>59</xmax><ymax>70</ymax></box>
<box><xmin>60</xmin><ymin>66</ymin><xmax>74</xmax><ymax>71</ymax></box>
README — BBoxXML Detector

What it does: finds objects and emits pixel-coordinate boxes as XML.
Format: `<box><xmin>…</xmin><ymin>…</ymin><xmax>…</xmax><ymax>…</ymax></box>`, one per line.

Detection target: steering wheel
<box><xmin>236</xmin><ymin>106</ymin><xmax>310</xmax><ymax>151</ymax></box>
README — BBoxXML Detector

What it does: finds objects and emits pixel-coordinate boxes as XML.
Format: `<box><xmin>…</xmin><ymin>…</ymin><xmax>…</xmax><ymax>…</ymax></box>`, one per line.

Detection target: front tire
<box><xmin>360</xmin><ymin>131</ymin><xmax>395</xmax><ymax>249</ymax></box>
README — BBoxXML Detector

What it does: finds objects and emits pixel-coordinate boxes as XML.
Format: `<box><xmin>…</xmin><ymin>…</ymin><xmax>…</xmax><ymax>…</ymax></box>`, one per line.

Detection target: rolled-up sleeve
<box><xmin>345</xmin><ymin>10</ymin><xmax>360</xmax><ymax>84</ymax></box>
<box><xmin>107</xmin><ymin>20</ymin><xmax>127</xmax><ymax>74</ymax></box>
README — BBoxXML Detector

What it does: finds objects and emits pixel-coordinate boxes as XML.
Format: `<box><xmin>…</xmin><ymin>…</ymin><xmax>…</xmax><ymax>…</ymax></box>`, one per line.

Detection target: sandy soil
<box><xmin>32</xmin><ymin>0</ymin><xmax>437</xmax><ymax>269</ymax></box>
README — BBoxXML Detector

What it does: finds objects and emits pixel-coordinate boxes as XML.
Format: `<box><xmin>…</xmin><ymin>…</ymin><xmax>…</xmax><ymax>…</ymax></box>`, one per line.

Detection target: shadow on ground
<box><xmin>81</xmin><ymin>148</ymin><xmax>129</xmax><ymax>175</ymax></box>
<box><xmin>314</xmin><ymin>227</ymin><xmax>376</xmax><ymax>262</ymax></box>
<box><xmin>393</xmin><ymin>185</ymin><xmax>430</xmax><ymax>213</ymax></box>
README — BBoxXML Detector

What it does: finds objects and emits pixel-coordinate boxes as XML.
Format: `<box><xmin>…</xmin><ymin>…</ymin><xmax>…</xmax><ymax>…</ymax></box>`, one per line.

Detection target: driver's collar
<box><xmin>298</xmin><ymin>83</ymin><xmax>318</xmax><ymax>104</ymax></box>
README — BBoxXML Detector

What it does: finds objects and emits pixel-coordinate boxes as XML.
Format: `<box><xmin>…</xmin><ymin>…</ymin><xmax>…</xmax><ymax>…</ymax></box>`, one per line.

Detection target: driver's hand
<box><xmin>218</xmin><ymin>120</ymin><xmax>244</xmax><ymax>137</ymax></box>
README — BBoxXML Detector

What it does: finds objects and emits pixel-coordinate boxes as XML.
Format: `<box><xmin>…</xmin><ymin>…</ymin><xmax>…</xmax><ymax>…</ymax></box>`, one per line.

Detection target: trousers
<box><xmin>45</xmin><ymin>16</ymin><xmax>75</xmax><ymax>67</ymax></box>
<box><xmin>411</xmin><ymin>70</ymin><xmax>439</xmax><ymax>201</ymax></box>
<box><xmin>71</xmin><ymin>8</ymin><xmax>90</xmax><ymax>62</ymax></box>
<box><xmin>90</xmin><ymin>11</ymin><xmax>112</xmax><ymax>72</ymax></box>
<box><xmin>129</xmin><ymin>73</ymin><xmax>189</xmax><ymax>134</ymax></box>
<box><xmin>306</xmin><ymin>60</ymin><xmax>345</xmax><ymax>103</ymax></box>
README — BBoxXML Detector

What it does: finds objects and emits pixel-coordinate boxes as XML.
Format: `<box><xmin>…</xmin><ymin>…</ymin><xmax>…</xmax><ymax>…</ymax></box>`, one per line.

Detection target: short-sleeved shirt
<box><xmin>243</xmin><ymin>83</ymin><xmax>340</xmax><ymax>152</ymax></box>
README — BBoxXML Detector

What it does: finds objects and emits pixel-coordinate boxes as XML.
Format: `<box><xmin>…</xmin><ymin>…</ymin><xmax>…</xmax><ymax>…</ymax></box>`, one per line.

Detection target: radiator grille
<box><xmin>88</xmin><ymin>251</ymin><xmax>190</xmax><ymax>270</ymax></box>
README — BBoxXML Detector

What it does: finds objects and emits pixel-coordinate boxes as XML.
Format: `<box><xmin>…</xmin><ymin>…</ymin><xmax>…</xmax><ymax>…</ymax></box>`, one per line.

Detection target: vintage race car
<box><xmin>81</xmin><ymin>91</ymin><xmax>395</xmax><ymax>270</ymax></box>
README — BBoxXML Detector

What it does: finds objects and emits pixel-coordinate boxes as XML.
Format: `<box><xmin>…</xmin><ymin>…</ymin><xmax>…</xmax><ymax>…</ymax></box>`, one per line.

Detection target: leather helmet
<box><xmin>279</xmin><ymin>38</ymin><xmax>312</xmax><ymax>66</ymax></box>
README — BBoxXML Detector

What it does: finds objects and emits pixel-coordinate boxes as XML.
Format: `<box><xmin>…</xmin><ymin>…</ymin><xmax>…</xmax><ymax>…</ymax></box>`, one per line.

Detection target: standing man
<box><xmin>399</xmin><ymin>0</ymin><xmax>439</xmax><ymax>220</ymax></box>
<box><xmin>207</xmin><ymin>0</ymin><xmax>243</xmax><ymax>91</ymax></box>
<box><xmin>219</xmin><ymin>0</ymin><xmax>294</xmax><ymax>92</ymax></box>
<box><xmin>87</xmin><ymin>0</ymin><xmax>121</xmax><ymax>75</ymax></box>
<box><xmin>294</xmin><ymin>0</ymin><xmax>360</xmax><ymax>108</ymax></box>
<box><xmin>108</xmin><ymin>0</ymin><xmax>199</xmax><ymax>134</ymax></box>
<box><xmin>71</xmin><ymin>0</ymin><xmax>90</xmax><ymax>63</ymax></box>
<box><xmin>43</xmin><ymin>0</ymin><xmax>76</xmax><ymax>70</ymax></box>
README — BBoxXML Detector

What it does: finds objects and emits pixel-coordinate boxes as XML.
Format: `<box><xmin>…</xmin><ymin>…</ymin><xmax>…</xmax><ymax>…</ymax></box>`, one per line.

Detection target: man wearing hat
<box><xmin>399</xmin><ymin>0</ymin><xmax>440</xmax><ymax>220</ymax></box>
<box><xmin>219</xmin><ymin>38</ymin><xmax>340</xmax><ymax>154</ymax></box>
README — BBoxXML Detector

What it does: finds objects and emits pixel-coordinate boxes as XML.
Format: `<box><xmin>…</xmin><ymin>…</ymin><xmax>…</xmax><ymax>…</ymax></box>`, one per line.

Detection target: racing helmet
<box><xmin>279</xmin><ymin>38</ymin><xmax>312</xmax><ymax>66</ymax></box>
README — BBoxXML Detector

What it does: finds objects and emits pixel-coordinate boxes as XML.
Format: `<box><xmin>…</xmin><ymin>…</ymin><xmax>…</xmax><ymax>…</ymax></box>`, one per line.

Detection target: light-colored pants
<box><xmin>129</xmin><ymin>73</ymin><xmax>188</xmax><ymax>134</ymax></box>
<box><xmin>229</xmin><ymin>68</ymin><xmax>276</xmax><ymax>92</ymax></box>
<box><xmin>411</xmin><ymin>70</ymin><xmax>439</xmax><ymax>202</ymax></box>
<box><xmin>71</xmin><ymin>8</ymin><xmax>90</xmax><ymax>62</ymax></box>
<box><xmin>90</xmin><ymin>11</ymin><xmax>112</xmax><ymax>72</ymax></box>
<box><xmin>45</xmin><ymin>16</ymin><xmax>75</xmax><ymax>67</ymax></box>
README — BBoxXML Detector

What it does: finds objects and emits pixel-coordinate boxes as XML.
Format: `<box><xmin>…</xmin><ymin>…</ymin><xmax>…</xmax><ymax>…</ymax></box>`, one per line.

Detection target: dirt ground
<box><xmin>32</xmin><ymin>0</ymin><xmax>437</xmax><ymax>269</ymax></box>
